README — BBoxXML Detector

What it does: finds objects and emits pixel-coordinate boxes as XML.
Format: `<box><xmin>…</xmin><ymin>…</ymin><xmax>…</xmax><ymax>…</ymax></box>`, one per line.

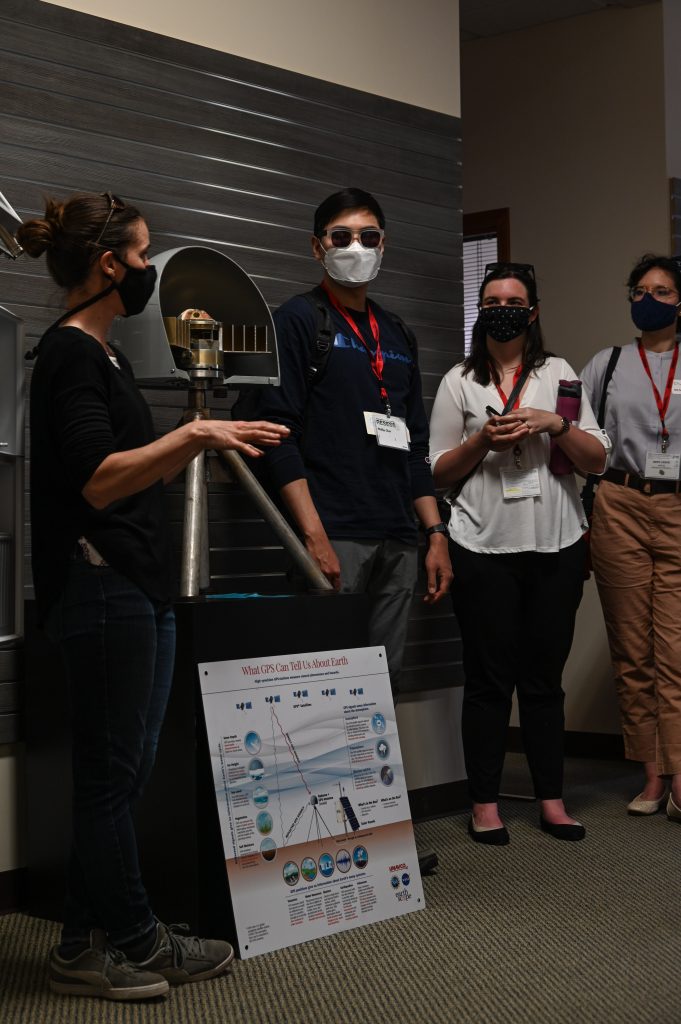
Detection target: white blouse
<box><xmin>429</xmin><ymin>357</ymin><xmax>611</xmax><ymax>554</ymax></box>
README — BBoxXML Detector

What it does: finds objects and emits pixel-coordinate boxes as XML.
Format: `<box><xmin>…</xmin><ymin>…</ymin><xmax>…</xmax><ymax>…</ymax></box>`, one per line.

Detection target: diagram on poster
<box><xmin>199</xmin><ymin>646</ymin><xmax>425</xmax><ymax>958</ymax></box>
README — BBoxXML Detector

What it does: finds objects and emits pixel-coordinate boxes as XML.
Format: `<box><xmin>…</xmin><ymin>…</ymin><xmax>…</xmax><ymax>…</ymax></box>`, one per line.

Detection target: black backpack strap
<box><xmin>299</xmin><ymin>288</ymin><xmax>335</xmax><ymax>388</ymax></box>
<box><xmin>581</xmin><ymin>345</ymin><xmax>621</xmax><ymax>513</ymax></box>
<box><xmin>596</xmin><ymin>345</ymin><xmax>621</xmax><ymax>427</ymax></box>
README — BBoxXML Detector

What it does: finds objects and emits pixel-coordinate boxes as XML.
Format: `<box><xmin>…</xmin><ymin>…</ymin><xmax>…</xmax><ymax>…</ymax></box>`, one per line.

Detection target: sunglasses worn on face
<box><xmin>94</xmin><ymin>191</ymin><xmax>125</xmax><ymax>246</ymax></box>
<box><xmin>320</xmin><ymin>227</ymin><xmax>384</xmax><ymax>249</ymax></box>
<box><xmin>484</xmin><ymin>261</ymin><xmax>535</xmax><ymax>281</ymax></box>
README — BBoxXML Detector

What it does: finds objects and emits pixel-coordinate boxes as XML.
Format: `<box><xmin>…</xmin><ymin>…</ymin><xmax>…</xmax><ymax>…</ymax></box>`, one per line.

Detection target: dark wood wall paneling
<box><xmin>0</xmin><ymin>0</ymin><xmax>463</xmax><ymax>704</ymax></box>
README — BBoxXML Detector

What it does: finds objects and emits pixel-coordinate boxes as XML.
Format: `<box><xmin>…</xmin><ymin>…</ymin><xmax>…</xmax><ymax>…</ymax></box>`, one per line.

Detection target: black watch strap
<box><xmin>425</xmin><ymin>523</ymin><xmax>448</xmax><ymax>537</ymax></box>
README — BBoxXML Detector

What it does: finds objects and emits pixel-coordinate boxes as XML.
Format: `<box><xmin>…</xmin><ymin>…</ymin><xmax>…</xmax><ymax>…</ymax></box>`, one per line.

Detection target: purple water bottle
<box><xmin>549</xmin><ymin>380</ymin><xmax>582</xmax><ymax>475</ymax></box>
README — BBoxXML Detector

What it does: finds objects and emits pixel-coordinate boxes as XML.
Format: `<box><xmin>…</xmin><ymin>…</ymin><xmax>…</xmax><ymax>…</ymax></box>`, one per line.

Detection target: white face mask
<box><xmin>322</xmin><ymin>241</ymin><xmax>383</xmax><ymax>287</ymax></box>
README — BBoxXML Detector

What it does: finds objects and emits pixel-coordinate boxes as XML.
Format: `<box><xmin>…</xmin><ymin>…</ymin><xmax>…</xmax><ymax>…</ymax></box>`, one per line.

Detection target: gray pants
<box><xmin>331</xmin><ymin>539</ymin><xmax>418</xmax><ymax>698</ymax></box>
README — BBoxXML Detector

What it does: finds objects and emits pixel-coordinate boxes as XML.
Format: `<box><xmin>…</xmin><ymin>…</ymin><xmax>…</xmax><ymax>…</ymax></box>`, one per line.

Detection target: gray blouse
<box><xmin>581</xmin><ymin>340</ymin><xmax>681</xmax><ymax>477</ymax></box>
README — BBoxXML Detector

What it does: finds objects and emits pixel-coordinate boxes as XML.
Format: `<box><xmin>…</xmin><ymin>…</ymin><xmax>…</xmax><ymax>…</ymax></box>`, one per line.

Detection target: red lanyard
<box><xmin>637</xmin><ymin>340</ymin><xmax>679</xmax><ymax>447</ymax></box>
<box><xmin>321</xmin><ymin>283</ymin><xmax>389</xmax><ymax>412</ymax></box>
<box><xmin>492</xmin><ymin>364</ymin><xmax>524</xmax><ymax>410</ymax></box>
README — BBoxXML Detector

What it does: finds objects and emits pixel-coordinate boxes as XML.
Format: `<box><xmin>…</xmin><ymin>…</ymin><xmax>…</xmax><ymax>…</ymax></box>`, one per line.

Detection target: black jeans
<box><xmin>47</xmin><ymin>559</ymin><xmax>175</xmax><ymax>950</ymax></box>
<box><xmin>450</xmin><ymin>538</ymin><xmax>585</xmax><ymax>804</ymax></box>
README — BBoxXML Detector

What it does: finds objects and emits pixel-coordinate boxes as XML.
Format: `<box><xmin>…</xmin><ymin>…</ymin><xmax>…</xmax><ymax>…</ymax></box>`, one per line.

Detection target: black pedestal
<box><xmin>25</xmin><ymin>594</ymin><xmax>368</xmax><ymax>943</ymax></box>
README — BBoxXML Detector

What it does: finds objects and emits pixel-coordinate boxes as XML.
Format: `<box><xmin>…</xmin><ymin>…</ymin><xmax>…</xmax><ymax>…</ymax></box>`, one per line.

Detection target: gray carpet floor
<box><xmin>1</xmin><ymin>755</ymin><xmax>680</xmax><ymax>1024</ymax></box>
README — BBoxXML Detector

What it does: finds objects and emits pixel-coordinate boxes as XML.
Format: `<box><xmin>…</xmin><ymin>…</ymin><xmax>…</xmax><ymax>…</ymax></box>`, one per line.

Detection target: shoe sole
<box><xmin>158</xmin><ymin>947</ymin><xmax>235</xmax><ymax>986</ymax></box>
<box><xmin>50</xmin><ymin>978</ymin><xmax>169</xmax><ymax>1000</ymax></box>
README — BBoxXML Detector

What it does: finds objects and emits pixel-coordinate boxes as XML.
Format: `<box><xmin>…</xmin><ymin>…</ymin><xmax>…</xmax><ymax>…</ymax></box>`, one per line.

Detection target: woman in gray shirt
<box><xmin>581</xmin><ymin>254</ymin><xmax>681</xmax><ymax>823</ymax></box>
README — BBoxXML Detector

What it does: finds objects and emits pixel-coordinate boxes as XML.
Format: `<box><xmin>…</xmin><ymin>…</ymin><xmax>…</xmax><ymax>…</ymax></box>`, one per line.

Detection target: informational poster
<box><xmin>199</xmin><ymin>646</ymin><xmax>425</xmax><ymax>959</ymax></box>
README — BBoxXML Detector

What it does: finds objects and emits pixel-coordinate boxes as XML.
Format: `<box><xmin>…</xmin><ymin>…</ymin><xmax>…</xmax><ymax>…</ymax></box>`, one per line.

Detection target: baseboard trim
<box><xmin>507</xmin><ymin>727</ymin><xmax>625</xmax><ymax>760</ymax></box>
<box><xmin>0</xmin><ymin>868</ymin><xmax>26</xmax><ymax>914</ymax></box>
<box><xmin>408</xmin><ymin>780</ymin><xmax>469</xmax><ymax>822</ymax></box>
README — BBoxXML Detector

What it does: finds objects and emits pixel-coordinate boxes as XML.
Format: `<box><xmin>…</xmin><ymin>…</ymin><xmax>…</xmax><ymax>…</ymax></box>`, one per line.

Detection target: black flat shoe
<box><xmin>468</xmin><ymin>817</ymin><xmax>510</xmax><ymax>846</ymax></box>
<box><xmin>539</xmin><ymin>815</ymin><xmax>585</xmax><ymax>841</ymax></box>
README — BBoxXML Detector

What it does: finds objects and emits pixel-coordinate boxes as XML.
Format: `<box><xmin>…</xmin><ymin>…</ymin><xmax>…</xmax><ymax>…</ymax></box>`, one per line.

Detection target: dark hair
<box><xmin>462</xmin><ymin>265</ymin><xmax>548</xmax><ymax>386</ymax></box>
<box><xmin>627</xmin><ymin>253</ymin><xmax>681</xmax><ymax>294</ymax></box>
<box><xmin>16</xmin><ymin>192</ymin><xmax>143</xmax><ymax>289</ymax></box>
<box><xmin>313</xmin><ymin>188</ymin><xmax>385</xmax><ymax>238</ymax></box>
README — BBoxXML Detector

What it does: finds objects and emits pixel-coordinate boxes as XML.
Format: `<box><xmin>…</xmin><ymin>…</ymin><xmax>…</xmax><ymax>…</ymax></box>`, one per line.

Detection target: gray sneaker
<box><xmin>49</xmin><ymin>929</ymin><xmax>169</xmax><ymax>1001</ymax></box>
<box><xmin>135</xmin><ymin>922</ymin><xmax>234</xmax><ymax>985</ymax></box>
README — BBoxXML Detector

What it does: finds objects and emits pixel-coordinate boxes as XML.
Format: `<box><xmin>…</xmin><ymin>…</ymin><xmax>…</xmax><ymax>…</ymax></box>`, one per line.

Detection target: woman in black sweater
<box><xmin>19</xmin><ymin>193</ymin><xmax>287</xmax><ymax>1002</ymax></box>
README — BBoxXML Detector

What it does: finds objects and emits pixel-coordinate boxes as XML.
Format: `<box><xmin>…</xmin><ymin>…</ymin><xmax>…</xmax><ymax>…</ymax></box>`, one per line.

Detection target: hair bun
<box><xmin>15</xmin><ymin>197</ymin><xmax>67</xmax><ymax>258</ymax></box>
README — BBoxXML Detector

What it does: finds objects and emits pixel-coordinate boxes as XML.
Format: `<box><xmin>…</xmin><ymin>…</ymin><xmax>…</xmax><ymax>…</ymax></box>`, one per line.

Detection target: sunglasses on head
<box><xmin>319</xmin><ymin>227</ymin><xmax>384</xmax><ymax>249</ymax></box>
<box><xmin>484</xmin><ymin>261</ymin><xmax>535</xmax><ymax>281</ymax></box>
<box><xmin>94</xmin><ymin>191</ymin><xmax>125</xmax><ymax>246</ymax></box>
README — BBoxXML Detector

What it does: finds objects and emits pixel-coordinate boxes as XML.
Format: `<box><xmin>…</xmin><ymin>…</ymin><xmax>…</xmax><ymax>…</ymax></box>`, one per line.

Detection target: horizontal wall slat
<box><xmin>1</xmin><ymin>2</ymin><xmax>456</xmax><ymax>137</ymax></box>
<box><xmin>1</xmin><ymin>20</ymin><xmax>458</xmax><ymax>162</ymax></box>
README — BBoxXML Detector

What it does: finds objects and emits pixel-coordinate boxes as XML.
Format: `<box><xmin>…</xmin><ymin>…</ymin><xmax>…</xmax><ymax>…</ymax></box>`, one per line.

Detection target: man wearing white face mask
<box><xmin>251</xmin><ymin>187</ymin><xmax>452</xmax><ymax>699</ymax></box>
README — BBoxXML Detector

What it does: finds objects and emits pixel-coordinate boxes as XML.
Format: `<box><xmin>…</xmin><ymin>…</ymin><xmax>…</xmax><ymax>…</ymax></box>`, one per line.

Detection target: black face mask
<box><xmin>478</xmin><ymin>305</ymin><xmax>533</xmax><ymax>343</ymax></box>
<box><xmin>113</xmin><ymin>255</ymin><xmax>157</xmax><ymax>317</ymax></box>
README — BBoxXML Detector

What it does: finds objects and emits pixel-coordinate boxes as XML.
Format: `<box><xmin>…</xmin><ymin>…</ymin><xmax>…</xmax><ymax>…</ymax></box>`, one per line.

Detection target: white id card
<box><xmin>500</xmin><ymin>467</ymin><xmax>541</xmax><ymax>499</ymax></box>
<box><xmin>671</xmin><ymin>379</ymin><xmax>681</xmax><ymax>395</ymax></box>
<box><xmin>364</xmin><ymin>411</ymin><xmax>410</xmax><ymax>450</ymax></box>
<box><xmin>644</xmin><ymin>451</ymin><xmax>681</xmax><ymax>479</ymax></box>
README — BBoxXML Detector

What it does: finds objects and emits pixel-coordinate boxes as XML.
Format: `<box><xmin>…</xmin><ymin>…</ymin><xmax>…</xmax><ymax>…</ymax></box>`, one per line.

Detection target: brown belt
<box><xmin>603</xmin><ymin>467</ymin><xmax>681</xmax><ymax>495</ymax></box>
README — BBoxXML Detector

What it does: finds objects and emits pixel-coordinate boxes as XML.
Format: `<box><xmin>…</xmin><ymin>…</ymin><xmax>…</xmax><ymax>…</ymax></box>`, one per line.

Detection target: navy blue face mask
<box><xmin>630</xmin><ymin>292</ymin><xmax>679</xmax><ymax>333</ymax></box>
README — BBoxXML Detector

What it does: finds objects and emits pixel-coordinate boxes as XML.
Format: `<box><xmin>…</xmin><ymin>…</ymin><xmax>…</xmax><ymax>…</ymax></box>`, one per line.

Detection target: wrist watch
<box><xmin>425</xmin><ymin>523</ymin><xmax>448</xmax><ymax>537</ymax></box>
<box><xmin>552</xmin><ymin>416</ymin><xmax>571</xmax><ymax>437</ymax></box>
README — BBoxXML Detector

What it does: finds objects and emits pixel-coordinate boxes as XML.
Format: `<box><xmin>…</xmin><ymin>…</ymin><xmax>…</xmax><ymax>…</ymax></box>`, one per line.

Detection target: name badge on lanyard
<box><xmin>374</xmin><ymin>414</ymin><xmax>410</xmax><ymax>451</ymax></box>
<box><xmin>644</xmin><ymin>452</ymin><xmax>681</xmax><ymax>479</ymax></box>
<box><xmin>500</xmin><ymin>467</ymin><xmax>541</xmax><ymax>500</ymax></box>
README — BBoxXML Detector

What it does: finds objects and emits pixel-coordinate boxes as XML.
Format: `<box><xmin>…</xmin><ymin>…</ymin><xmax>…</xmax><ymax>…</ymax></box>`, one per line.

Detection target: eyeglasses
<box><xmin>94</xmin><ymin>191</ymin><xmax>125</xmax><ymax>246</ymax></box>
<box><xmin>629</xmin><ymin>285</ymin><xmax>679</xmax><ymax>303</ymax></box>
<box><xmin>319</xmin><ymin>227</ymin><xmax>384</xmax><ymax>249</ymax></box>
<box><xmin>484</xmin><ymin>261</ymin><xmax>535</xmax><ymax>280</ymax></box>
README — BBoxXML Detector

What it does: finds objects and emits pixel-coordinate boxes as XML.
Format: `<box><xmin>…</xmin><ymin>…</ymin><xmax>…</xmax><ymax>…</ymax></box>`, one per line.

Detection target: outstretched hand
<box><xmin>208</xmin><ymin>419</ymin><xmax>290</xmax><ymax>458</ymax></box>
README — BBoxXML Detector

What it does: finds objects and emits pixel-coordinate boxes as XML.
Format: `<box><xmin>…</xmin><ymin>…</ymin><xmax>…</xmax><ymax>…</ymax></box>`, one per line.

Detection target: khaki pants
<box><xmin>591</xmin><ymin>479</ymin><xmax>681</xmax><ymax>773</ymax></box>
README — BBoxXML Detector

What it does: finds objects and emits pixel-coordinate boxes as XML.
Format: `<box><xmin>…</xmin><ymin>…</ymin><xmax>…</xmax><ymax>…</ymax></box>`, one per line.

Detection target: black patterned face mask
<box><xmin>477</xmin><ymin>305</ymin><xmax>533</xmax><ymax>343</ymax></box>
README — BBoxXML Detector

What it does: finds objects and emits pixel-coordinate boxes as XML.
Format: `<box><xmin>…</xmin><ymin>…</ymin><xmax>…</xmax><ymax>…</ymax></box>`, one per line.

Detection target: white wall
<box><xmin>462</xmin><ymin>2</ymin><xmax>669</xmax><ymax>734</ymax></box>
<box><xmin>663</xmin><ymin>0</ymin><xmax>681</xmax><ymax>178</ymax></box>
<box><xmin>42</xmin><ymin>0</ymin><xmax>461</xmax><ymax>117</ymax></box>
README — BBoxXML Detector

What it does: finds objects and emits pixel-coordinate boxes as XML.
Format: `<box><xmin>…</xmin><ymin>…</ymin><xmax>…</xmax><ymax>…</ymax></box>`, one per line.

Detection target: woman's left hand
<box><xmin>509</xmin><ymin>408</ymin><xmax>563</xmax><ymax>437</ymax></box>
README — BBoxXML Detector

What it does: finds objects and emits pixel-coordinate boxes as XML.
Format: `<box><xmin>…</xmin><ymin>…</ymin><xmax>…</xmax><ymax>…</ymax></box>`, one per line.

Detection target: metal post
<box><xmin>180</xmin><ymin>388</ymin><xmax>207</xmax><ymax>598</ymax></box>
<box><xmin>180</xmin><ymin>379</ymin><xmax>334</xmax><ymax>595</ymax></box>
<box><xmin>217</xmin><ymin>449</ymin><xmax>334</xmax><ymax>592</ymax></box>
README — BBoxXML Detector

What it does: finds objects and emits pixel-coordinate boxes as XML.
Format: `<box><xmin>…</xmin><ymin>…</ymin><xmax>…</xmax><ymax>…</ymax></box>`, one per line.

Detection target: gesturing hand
<box><xmin>208</xmin><ymin>419</ymin><xmax>290</xmax><ymax>458</ymax></box>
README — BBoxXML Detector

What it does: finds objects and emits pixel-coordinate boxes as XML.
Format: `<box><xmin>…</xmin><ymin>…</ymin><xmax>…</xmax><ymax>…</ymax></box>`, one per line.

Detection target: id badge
<box><xmin>364</xmin><ymin>411</ymin><xmax>410</xmax><ymax>450</ymax></box>
<box><xmin>644</xmin><ymin>451</ymin><xmax>681</xmax><ymax>479</ymax></box>
<box><xmin>374</xmin><ymin>414</ymin><xmax>410</xmax><ymax>451</ymax></box>
<box><xmin>500</xmin><ymin>467</ymin><xmax>541</xmax><ymax>499</ymax></box>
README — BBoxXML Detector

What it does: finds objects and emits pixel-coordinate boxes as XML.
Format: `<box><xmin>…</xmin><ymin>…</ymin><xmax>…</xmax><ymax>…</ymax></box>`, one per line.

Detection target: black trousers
<box><xmin>450</xmin><ymin>538</ymin><xmax>585</xmax><ymax>803</ymax></box>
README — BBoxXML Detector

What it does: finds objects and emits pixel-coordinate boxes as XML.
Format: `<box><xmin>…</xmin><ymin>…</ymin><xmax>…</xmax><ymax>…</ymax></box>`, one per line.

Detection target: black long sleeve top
<box><xmin>30</xmin><ymin>326</ymin><xmax>173</xmax><ymax>620</ymax></box>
